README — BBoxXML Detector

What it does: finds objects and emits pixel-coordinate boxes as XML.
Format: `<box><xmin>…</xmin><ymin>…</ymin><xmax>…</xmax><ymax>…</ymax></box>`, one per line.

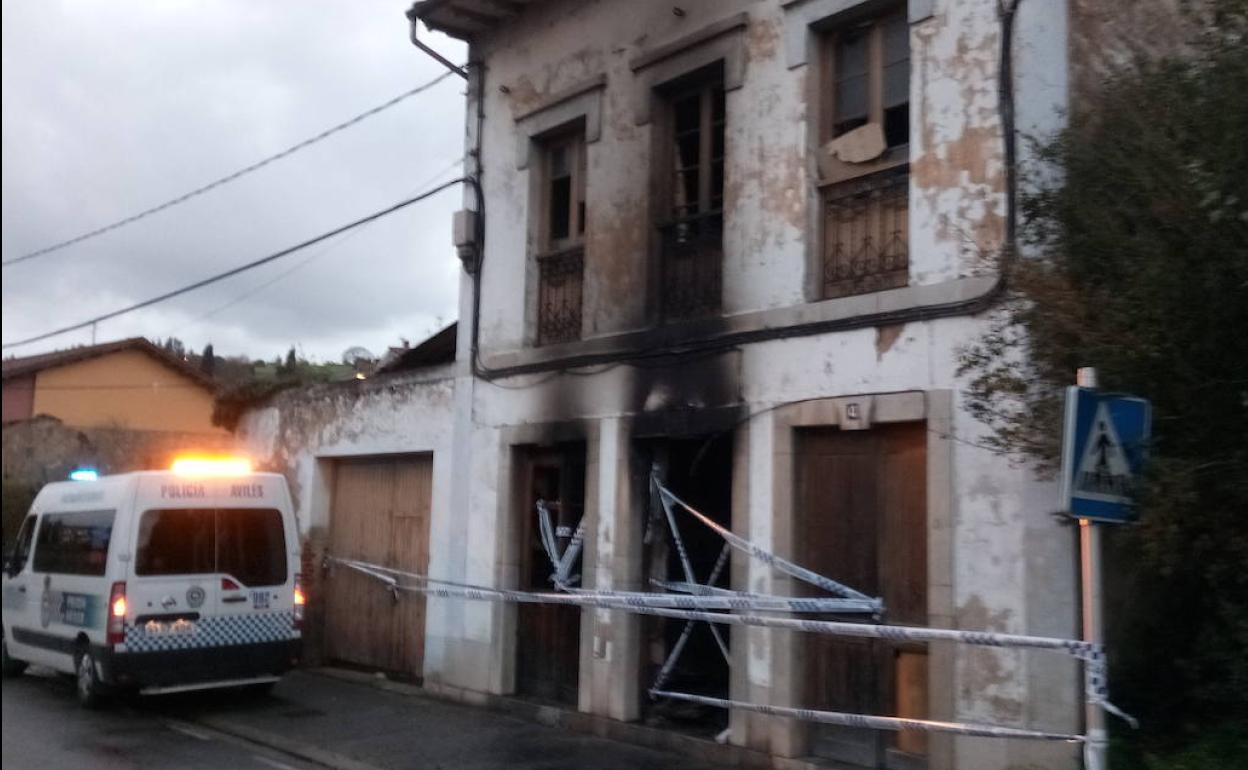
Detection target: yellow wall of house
<box><xmin>31</xmin><ymin>350</ymin><xmax>224</xmax><ymax>434</ymax></box>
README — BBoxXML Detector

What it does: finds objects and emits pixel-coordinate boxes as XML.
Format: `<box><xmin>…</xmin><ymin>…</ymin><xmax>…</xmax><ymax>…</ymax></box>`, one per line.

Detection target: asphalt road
<box><xmin>1</xmin><ymin>668</ymin><xmax>320</xmax><ymax>770</ymax></box>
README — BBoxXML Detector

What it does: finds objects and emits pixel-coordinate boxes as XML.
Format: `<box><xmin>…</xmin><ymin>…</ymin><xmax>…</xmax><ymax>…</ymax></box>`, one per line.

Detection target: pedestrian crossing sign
<box><xmin>1060</xmin><ymin>386</ymin><xmax>1152</xmax><ymax>523</ymax></box>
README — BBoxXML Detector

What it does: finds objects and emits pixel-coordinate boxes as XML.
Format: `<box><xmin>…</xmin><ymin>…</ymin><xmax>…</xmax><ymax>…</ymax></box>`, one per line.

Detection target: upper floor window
<box><xmin>820</xmin><ymin>9</ymin><xmax>910</xmax><ymax>300</ymax></box>
<box><xmin>541</xmin><ymin>131</ymin><xmax>586</xmax><ymax>252</ymax></box>
<box><xmin>660</xmin><ymin>68</ymin><xmax>725</xmax><ymax>321</ymax></box>
<box><xmin>827</xmin><ymin>12</ymin><xmax>910</xmax><ymax>150</ymax></box>
<box><xmin>536</xmin><ymin>129</ymin><xmax>586</xmax><ymax>345</ymax></box>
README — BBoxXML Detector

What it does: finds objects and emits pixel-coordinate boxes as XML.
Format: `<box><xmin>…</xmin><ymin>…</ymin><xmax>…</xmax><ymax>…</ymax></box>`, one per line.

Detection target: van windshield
<box><xmin>137</xmin><ymin>508</ymin><xmax>287</xmax><ymax>587</ymax></box>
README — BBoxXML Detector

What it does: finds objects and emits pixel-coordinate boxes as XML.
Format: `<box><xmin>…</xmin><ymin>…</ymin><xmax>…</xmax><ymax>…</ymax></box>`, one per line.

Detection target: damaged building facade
<box><xmin>237</xmin><ymin>0</ymin><xmax>1101</xmax><ymax>767</ymax></box>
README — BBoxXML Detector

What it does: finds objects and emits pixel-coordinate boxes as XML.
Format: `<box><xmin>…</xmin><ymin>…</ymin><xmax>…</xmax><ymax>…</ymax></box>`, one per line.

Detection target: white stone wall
<box><xmin>449</xmin><ymin>1</ymin><xmax>1080</xmax><ymax>767</ymax></box>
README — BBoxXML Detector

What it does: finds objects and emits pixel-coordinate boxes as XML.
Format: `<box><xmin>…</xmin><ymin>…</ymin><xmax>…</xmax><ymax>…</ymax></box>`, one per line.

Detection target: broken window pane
<box><xmin>549</xmin><ymin>175</ymin><xmax>571</xmax><ymax>241</ymax></box>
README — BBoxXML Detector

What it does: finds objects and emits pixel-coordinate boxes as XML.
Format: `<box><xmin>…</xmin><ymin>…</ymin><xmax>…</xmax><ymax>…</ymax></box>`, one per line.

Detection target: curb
<box><xmin>189</xmin><ymin>714</ymin><xmax>388</xmax><ymax>770</ymax></box>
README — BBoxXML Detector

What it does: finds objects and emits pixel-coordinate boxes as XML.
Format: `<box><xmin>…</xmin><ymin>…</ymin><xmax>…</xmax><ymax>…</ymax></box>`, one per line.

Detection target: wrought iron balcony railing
<box><xmin>822</xmin><ymin>168</ymin><xmax>909</xmax><ymax>300</ymax></box>
<box><xmin>536</xmin><ymin>245</ymin><xmax>584</xmax><ymax>346</ymax></box>
<box><xmin>659</xmin><ymin>211</ymin><xmax>723</xmax><ymax>321</ymax></box>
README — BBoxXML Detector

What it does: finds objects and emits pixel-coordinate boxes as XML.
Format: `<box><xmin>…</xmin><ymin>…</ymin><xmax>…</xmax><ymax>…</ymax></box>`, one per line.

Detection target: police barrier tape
<box><xmin>327</xmin><ymin>556</ymin><xmax>1123</xmax><ymax>741</ymax></box>
<box><xmin>654</xmin><ymin>481</ymin><xmax>880</xmax><ymax>607</ymax></box>
<box><xmin>327</xmin><ymin>557</ymin><xmax>1097</xmax><ymax>655</ymax></box>
<box><xmin>648</xmin><ymin>690</ymin><xmax>1085</xmax><ymax>743</ymax></box>
<box><xmin>652</xmin><ymin>543</ymin><xmax>732</xmax><ymax>692</ymax></box>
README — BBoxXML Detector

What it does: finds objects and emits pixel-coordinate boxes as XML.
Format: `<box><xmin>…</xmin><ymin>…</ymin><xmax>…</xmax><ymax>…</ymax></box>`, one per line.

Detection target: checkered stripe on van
<box><xmin>120</xmin><ymin>612</ymin><xmax>299</xmax><ymax>653</ymax></box>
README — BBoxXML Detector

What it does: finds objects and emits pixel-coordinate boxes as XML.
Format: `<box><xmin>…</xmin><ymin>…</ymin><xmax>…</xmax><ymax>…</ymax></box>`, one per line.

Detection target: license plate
<box><xmin>251</xmin><ymin>590</ymin><xmax>269</xmax><ymax>609</ymax></box>
<box><xmin>144</xmin><ymin>619</ymin><xmax>196</xmax><ymax>636</ymax></box>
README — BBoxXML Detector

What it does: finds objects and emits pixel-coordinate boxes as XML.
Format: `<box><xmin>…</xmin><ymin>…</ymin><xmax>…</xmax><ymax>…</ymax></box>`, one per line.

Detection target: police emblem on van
<box><xmin>186</xmin><ymin>586</ymin><xmax>205</xmax><ymax>608</ymax></box>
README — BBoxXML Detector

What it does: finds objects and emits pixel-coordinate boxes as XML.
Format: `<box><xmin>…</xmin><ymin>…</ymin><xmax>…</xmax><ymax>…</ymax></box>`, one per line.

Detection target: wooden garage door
<box><xmin>325</xmin><ymin>455</ymin><xmax>431</xmax><ymax>678</ymax></box>
<box><xmin>796</xmin><ymin>423</ymin><xmax>928</xmax><ymax>767</ymax></box>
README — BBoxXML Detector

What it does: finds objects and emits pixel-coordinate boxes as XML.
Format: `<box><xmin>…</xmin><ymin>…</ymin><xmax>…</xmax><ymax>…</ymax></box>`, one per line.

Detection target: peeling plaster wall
<box><xmin>233</xmin><ymin>368</ymin><xmax>456</xmax><ymax>668</ymax></box>
<box><xmin>454</xmin><ymin>0</ymin><xmax>1080</xmax><ymax>765</ymax></box>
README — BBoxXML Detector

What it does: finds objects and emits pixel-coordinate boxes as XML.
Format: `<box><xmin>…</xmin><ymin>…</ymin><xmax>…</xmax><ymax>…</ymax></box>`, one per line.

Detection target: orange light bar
<box><xmin>171</xmin><ymin>456</ymin><xmax>253</xmax><ymax>476</ymax></box>
<box><xmin>112</xmin><ymin>594</ymin><xmax>127</xmax><ymax>618</ymax></box>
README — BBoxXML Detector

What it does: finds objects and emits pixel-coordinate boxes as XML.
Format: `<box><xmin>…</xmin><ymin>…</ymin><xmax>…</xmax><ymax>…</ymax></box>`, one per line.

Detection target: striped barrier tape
<box><xmin>648</xmin><ymin>690</ymin><xmax>1085</xmax><ymax>743</ymax></box>
<box><xmin>656</xmin><ymin>486</ymin><xmax>731</xmax><ymax>661</ymax></box>
<box><xmin>326</xmin><ymin>557</ymin><xmax>1099</xmax><ymax>657</ymax></box>
<box><xmin>652</xmin><ymin>543</ymin><xmax>732</xmax><ymax>692</ymax></box>
<box><xmin>329</xmin><ymin>556</ymin><xmax>1133</xmax><ymax>738</ymax></box>
<box><xmin>650</xmin><ymin>580</ymin><xmax>878</xmax><ymax>613</ymax></box>
<box><xmin>653</xmin><ymin>479</ymin><xmax>881</xmax><ymax>608</ymax></box>
<box><xmin>536</xmin><ymin>501</ymin><xmax>585</xmax><ymax>588</ymax></box>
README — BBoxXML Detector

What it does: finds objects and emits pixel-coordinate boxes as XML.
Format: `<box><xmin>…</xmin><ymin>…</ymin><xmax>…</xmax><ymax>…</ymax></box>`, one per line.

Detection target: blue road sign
<box><xmin>1060</xmin><ymin>387</ymin><xmax>1152</xmax><ymax>523</ymax></box>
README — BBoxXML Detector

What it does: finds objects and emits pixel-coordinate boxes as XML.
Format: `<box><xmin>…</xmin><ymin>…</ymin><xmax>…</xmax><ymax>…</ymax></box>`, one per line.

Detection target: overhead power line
<box><xmin>2</xmin><ymin>70</ymin><xmax>456</xmax><ymax>268</ymax></box>
<box><xmin>1</xmin><ymin>178</ymin><xmax>465</xmax><ymax>350</ymax></box>
<box><xmin>172</xmin><ymin>158</ymin><xmax>465</xmax><ymax>337</ymax></box>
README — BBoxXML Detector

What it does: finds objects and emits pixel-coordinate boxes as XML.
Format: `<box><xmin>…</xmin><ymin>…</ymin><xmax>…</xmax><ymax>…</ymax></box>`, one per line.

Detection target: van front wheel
<box><xmin>1</xmin><ymin>635</ymin><xmax>28</xmax><ymax>678</ymax></box>
<box><xmin>75</xmin><ymin>648</ymin><xmax>105</xmax><ymax>708</ymax></box>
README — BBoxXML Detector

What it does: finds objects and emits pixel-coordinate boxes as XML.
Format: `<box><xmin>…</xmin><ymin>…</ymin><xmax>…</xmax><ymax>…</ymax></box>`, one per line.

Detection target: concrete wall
<box><xmin>0</xmin><ymin>415</ymin><xmax>239</xmax><ymax>487</ymax></box>
<box><xmin>29</xmin><ymin>349</ymin><xmax>224</xmax><ymax>434</ymax></box>
<box><xmin>1068</xmin><ymin>0</ymin><xmax>1204</xmax><ymax>110</ymax></box>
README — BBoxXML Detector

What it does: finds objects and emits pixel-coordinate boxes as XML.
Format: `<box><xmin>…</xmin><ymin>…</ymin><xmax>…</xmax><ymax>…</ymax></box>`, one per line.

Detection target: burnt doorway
<box><xmin>796</xmin><ymin>423</ymin><xmax>928</xmax><ymax>768</ymax></box>
<box><xmin>515</xmin><ymin>443</ymin><xmax>586</xmax><ymax>706</ymax></box>
<box><xmin>324</xmin><ymin>455</ymin><xmax>432</xmax><ymax>679</ymax></box>
<box><xmin>640</xmin><ymin>434</ymin><xmax>734</xmax><ymax>736</ymax></box>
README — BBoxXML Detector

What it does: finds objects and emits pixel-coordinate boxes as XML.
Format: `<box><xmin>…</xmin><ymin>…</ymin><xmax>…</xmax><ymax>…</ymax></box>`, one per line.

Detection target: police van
<box><xmin>1</xmin><ymin>458</ymin><xmax>303</xmax><ymax>706</ymax></box>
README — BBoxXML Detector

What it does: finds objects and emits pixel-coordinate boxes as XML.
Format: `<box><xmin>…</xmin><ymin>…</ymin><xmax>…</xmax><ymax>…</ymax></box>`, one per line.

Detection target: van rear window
<box><xmin>137</xmin><ymin>508</ymin><xmax>287</xmax><ymax>587</ymax></box>
<box><xmin>32</xmin><ymin>510</ymin><xmax>115</xmax><ymax>576</ymax></box>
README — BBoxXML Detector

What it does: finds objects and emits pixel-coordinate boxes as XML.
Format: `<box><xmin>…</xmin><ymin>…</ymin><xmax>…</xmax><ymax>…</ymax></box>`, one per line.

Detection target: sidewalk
<box><xmin>174</xmin><ymin>670</ymin><xmax>728</xmax><ymax>770</ymax></box>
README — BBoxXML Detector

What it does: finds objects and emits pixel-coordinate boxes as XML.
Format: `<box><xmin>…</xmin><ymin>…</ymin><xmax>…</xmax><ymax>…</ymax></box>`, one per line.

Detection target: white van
<box><xmin>1</xmin><ymin>461</ymin><xmax>303</xmax><ymax>706</ymax></box>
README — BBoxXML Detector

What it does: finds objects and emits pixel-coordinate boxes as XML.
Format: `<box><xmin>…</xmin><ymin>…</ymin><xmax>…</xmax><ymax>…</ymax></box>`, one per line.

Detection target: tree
<box><xmin>958</xmin><ymin>3</ymin><xmax>1247</xmax><ymax>753</ymax></box>
<box><xmin>161</xmin><ymin>337</ymin><xmax>187</xmax><ymax>359</ymax></box>
<box><xmin>278</xmin><ymin>346</ymin><xmax>297</xmax><ymax>377</ymax></box>
<box><xmin>200</xmin><ymin>343</ymin><xmax>216</xmax><ymax>377</ymax></box>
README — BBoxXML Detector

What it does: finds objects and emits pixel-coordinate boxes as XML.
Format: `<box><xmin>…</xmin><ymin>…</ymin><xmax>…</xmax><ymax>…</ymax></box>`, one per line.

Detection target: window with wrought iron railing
<box><xmin>535</xmin><ymin>129</ymin><xmax>586</xmax><ymax>345</ymax></box>
<box><xmin>818</xmin><ymin>7</ymin><xmax>910</xmax><ymax>302</ymax></box>
<box><xmin>536</xmin><ymin>245</ymin><xmax>584</xmax><ymax>346</ymax></box>
<box><xmin>821</xmin><ymin>167</ymin><xmax>909</xmax><ymax>299</ymax></box>
<box><xmin>660</xmin><ymin>73</ymin><xmax>725</xmax><ymax>321</ymax></box>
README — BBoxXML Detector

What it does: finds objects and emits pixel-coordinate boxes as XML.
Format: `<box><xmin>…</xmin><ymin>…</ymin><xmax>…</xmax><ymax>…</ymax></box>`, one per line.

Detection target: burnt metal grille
<box><xmin>822</xmin><ymin>168</ymin><xmax>909</xmax><ymax>299</ymax></box>
<box><xmin>537</xmin><ymin>246</ymin><xmax>584</xmax><ymax>345</ymax></box>
<box><xmin>660</xmin><ymin>212</ymin><xmax>723</xmax><ymax>321</ymax></box>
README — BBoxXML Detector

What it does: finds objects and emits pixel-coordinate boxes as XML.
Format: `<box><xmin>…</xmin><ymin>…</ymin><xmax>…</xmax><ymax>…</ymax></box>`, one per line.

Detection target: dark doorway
<box><xmin>796</xmin><ymin>423</ymin><xmax>928</xmax><ymax>768</ymax></box>
<box><xmin>638</xmin><ymin>434</ymin><xmax>734</xmax><ymax>736</ymax></box>
<box><xmin>515</xmin><ymin>443</ymin><xmax>586</xmax><ymax>706</ymax></box>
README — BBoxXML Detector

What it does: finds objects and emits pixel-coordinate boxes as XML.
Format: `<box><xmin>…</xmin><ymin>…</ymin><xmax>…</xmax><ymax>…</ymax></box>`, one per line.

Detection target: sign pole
<box><xmin>1080</xmin><ymin>517</ymin><xmax>1106</xmax><ymax>769</ymax></box>
<box><xmin>1074</xmin><ymin>366</ymin><xmax>1107</xmax><ymax>770</ymax></box>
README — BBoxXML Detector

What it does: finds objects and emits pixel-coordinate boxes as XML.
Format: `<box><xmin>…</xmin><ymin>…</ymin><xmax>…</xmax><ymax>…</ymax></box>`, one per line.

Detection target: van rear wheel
<box><xmin>74</xmin><ymin>647</ymin><xmax>105</xmax><ymax>709</ymax></box>
<box><xmin>1</xmin><ymin>634</ymin><xmax>28</xmax><ymax>678</ymax></box>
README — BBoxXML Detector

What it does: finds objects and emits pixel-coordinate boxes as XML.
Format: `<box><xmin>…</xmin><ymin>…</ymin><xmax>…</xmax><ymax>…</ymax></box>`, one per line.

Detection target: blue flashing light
<box><xmin>69</xmin><ymin>468</ymin><xmax>99</xmax><ymax>482</ymax></box>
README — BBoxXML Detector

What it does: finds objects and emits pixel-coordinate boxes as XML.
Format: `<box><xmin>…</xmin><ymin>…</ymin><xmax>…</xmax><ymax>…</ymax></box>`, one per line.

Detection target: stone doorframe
<box><xmin>492</xmin><ymin>418</ymin><xmax>604</xmax><ymax>715</ymax></box>
<box><xmin>728</xmin><ymin>389</ymin><xmax>955</xmax><ymax>770</ymax></box>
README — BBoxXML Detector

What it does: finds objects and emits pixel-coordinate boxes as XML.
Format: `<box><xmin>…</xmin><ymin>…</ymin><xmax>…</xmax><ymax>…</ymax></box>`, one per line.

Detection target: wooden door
<box><xmin>515</xmin><ymin>447</ymin><xmax>583</xmax><ymax>705</ymax></box>
<box><xmin>796</xmin><ymin>423</ymin><xmax>927</xmax><ymax>767</ymax></box>
<box><xmin>325</xmin><ymin>455</ymin><xmax>431</xmax><ymax>678</ymax></box>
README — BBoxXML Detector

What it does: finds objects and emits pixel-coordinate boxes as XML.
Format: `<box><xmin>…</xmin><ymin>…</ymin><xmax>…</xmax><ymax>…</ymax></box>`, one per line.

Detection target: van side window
<box><xmin>31</xmin><ymin>510</ymin><xmax>116</xmax><ymax>576</ymax></box>
<box><xmin>137</xmin><ymin>508</ymin><xmax>287</xmax><ymax>587</ymax></box>
<box><xmin>7</xmin><ymin>515</ymin><xmax>38</xmax><ymax>574</ymax></box>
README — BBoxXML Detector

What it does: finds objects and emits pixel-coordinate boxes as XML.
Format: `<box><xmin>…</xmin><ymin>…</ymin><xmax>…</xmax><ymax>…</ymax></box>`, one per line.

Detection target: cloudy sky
<box><xmin>1</xmin><ymin>1</ymin><xmax>468</xmax><ymax>363</ymax></box>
